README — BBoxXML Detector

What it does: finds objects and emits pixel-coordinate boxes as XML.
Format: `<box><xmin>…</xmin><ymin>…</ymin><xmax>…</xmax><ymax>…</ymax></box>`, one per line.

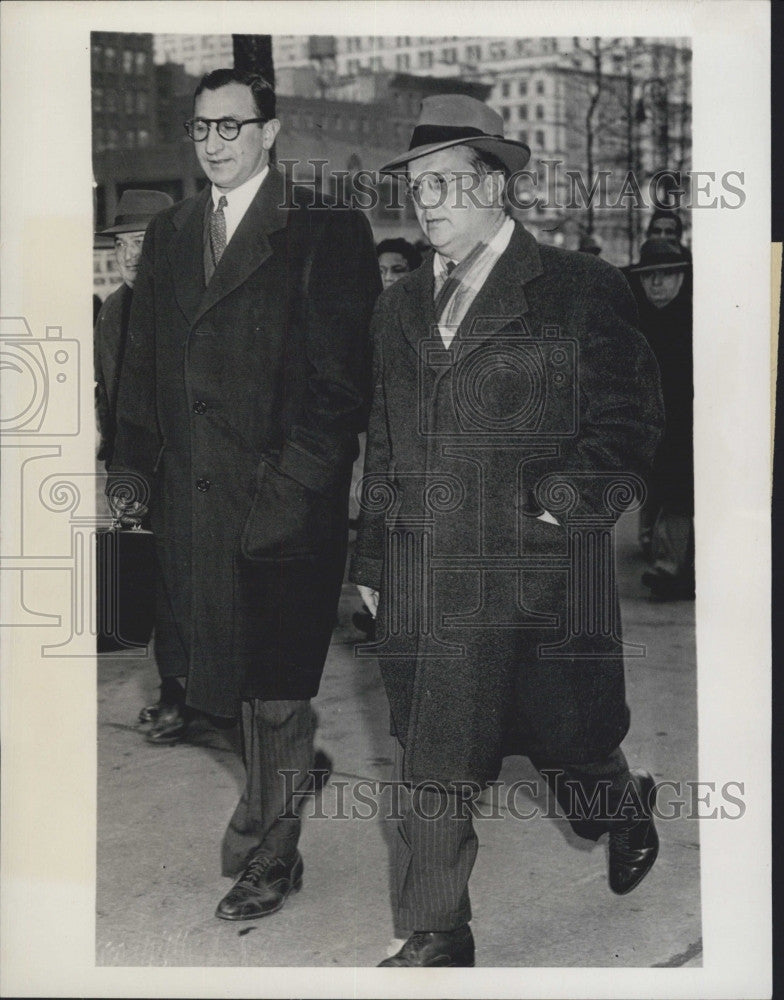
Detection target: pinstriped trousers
<box><xmin>220</xmin><ymin>698</ymin><xmax>315</xmax><ymax>878</ymax></box>
<box><xmin>393</xmin><ymin>740</ymin><xmax>634</xmax><ymax>932</ymax></box>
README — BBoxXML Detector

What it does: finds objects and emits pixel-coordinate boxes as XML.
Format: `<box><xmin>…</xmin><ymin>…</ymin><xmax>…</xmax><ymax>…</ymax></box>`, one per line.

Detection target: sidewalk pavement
<box><xmin>96</xmin><ymin>513</ymin><xmax>700</xmax><ymax>968</ymax></box>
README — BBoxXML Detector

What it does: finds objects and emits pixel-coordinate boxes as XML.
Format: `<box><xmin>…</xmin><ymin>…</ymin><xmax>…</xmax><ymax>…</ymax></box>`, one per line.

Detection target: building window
<box><xmin>418</xmin><ymin>50</ymin><xmax>433</xmax><ymax>69</ymax></box>
<box><xmin>489</xmin><ymin>42</ymin><xmax>506</xmax><ymax>60</ymax></box>
<box><xmin>441</xmin><ymin>47</ymin><xmax>456</xmax><ymax>64</ymax></box>
<box><xmin>518</xmin><ymin>79</ymin><xmax>528</xmax><ymax>96</ymax></box>
<box><xmin>501</xmin><ymin>81</ymin><xmax>510</xmax><ymax>98</ymax></box>
<box><xmin>535</xmin><ymin>129</ymin><xmax>545</xmax><ymax>147</ymax></box>
<box><xmin>519</xmin><ymin>130</ymin><xmax>528</xmax><ymax>144</ymax></box>
<box><xmin>94</xmin><ymin>127</ymin><xmax>105</xmax><ymax>152</ymax></box>
<box><xmin>536</xmin><ymin>104</ymin><xmax>544</xmax><ymax>120</ymax></box>
<box><xmin>92</xmin><ymin>44</ymin><xmax>102</xmax><ymax>69</ymax></box>
<box><xmin>93</xmin><ymin>87</ymin><xmax>103</xmax><ymax>112</ymax></box>
<box><xmin>136</xmin><ymin>91</ymin><xmax>147</xmax><ymax>114</ymax></box>
<box><xmin>518</xmin><ymin>104</ymin><xmax>527</xmax><ymax>119</ymax></box>
<box><xmin>370</xmin><ymin>56</ymin><xmax>382</xmax><ymax>70</ymax></box>
<box><xmin>135</xmin><ymin>51</ymin><xmax>147</xmax><ymax>74</ymax></box>
<box><xmin>124</xmin><ymin>91</ymin><xmax>135</xmax><ymax>114</ymax></box>
<box><xmin>501</xmin><ymin>107</ymin><xmax>511</xmax><ymax>122</ymax></box>
<box><xmin>123</xmin><ymin>50</ymin><xmax>133</xmax><ymax>73</ymax></box>
<box><xmin>125</xmin><ymin>129</ymin><xmax>135</xmax><ymax>146</ymax></box>
<box><xmin>536</xmin><ymin>79</ymin><xmax>545</xmax><ymax>95</ymax></box>
<box><xmin>138</xmin><ymin>129</ymin><xmax>150</xmax><ymax>146</ymax></box>
<box><xmin>107</xmin><ymin>128</ymin><xmax>118</xmax><ymax>149</ymax></box>
<box><xmin>106</xmin><ymin>90</ymin><xmax>117</xmax><ymax>113</ymax></box>
<box><xmin>515</xmin><ymin>39</ymin><xmax>526</xmax><ymax>56</ymax></box>
<box><xmin>465</xmin><ymin>44</ymin><xmax>481</xmax><ymax>62</ymax></box>
<box><xmin>104</xmin><ymin>47</ymin><xmax>116</xmax><ymax>70</ymax></box>
<box><xmin>396</xmin><ymin>52</ymin><xmax>410</xmax><ymax>70</ymax></box>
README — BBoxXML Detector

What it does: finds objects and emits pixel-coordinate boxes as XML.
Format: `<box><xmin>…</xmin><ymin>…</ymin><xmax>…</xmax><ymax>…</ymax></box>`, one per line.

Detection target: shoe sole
<box><xmin>145</xmin><ymin>727</ymin><xmax>187</xmax><ymax>746</ymax></box>
<box><xmin>215</xmin><ymin>876</ymin><xmax>303</xmax><ymax>922</ymax></box>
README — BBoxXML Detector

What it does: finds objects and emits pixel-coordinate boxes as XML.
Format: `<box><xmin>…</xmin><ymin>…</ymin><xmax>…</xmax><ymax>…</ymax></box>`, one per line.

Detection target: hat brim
<box><xmin>380</xmin><ymin>135</ymin><xmax>531</xmax><ymax>176</ymax></box>
<box><xmin>99</xmin><ymin>220</ymin><xmax>152</xmax><ymax>235</ymax></box>
<box><xmin>629</xmin><ymin>261</ymin><xmax>688</xmax><ymax>274</ymax></box>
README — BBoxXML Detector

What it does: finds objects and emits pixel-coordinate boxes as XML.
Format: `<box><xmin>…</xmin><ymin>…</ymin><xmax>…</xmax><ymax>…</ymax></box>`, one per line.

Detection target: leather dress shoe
<box><xmin>146</xmin><ymin>703</ymin><xmax>187</xmax><ymax>745</ymax></box>
<box><xmin>609</xmin><ymin>770</ymin><xmax>659</xmax><ymax>895</ymax></box>
<box><xmin>378</xmin><ymin>925</ymin><xmax>475</xmax><ymax>967</ymax></box>
<box><xmin>215</xmin><ymin>850</ymin><xmax>303</xmax><ymax>921</ymax></box>
<box><xmin>138</xmin><ymin>701</ymin><xmax>161</xmax><ymax>724</ymax></box>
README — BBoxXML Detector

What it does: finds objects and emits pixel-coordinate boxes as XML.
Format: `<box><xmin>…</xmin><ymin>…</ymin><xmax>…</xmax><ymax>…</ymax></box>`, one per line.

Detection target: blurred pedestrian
<box><xmin>94</xmin><ymin>190</ymin><xmax>174</xmax><ymax>467</ymax></box>
<box><xmin>376</xmin><ymin>237</ymin><xmax>422</xmax><ymax>289</ymax></box>
<box><xmin>629</xmin><ymin>238</ymin><xmax>694</xmax><ymax>600</ymax></box>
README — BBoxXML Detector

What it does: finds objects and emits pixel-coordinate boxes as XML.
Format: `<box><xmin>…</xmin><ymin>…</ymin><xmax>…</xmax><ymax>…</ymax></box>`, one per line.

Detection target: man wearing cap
<box><xmin>94</xmin><ymin>189</ymin><xmax>174</xmax><ymax>468</ymax></box>
<box><xmin>629</xmin><ymin>238</ymin><xmax>694</xmax><ymax>600</ymax></box>
<box><xmin>110</xmin><ymin>69</ymin><xmax>379</xmax><ymax>919</ymax></box>
<box><xmin>351</xmin><ymin>95</ymin><xmax>665</xmax><ymax>966</ymax></box>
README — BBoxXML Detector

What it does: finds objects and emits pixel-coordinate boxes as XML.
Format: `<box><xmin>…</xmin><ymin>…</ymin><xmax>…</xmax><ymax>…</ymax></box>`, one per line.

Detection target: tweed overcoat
<box><xmin>350</xmin><ymin>223</ymin><xmax>664</xmax><ymax>786</ymax></box>
<box><xmin>111</xmin><ymin>169</ymin><xmax>380</xmax><ymax>717</ymax></box>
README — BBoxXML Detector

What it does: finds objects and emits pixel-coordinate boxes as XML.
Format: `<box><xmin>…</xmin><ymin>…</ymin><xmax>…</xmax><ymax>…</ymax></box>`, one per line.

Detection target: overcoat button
<box><xmin>196</xmin><ymin>478</ymin><xmax>211</xmax><ymax>492</ymax></box>
<box><xmin>193</xmin><ymin>400</ymin><xmax>207</xmax><ymax>414</ymax></box>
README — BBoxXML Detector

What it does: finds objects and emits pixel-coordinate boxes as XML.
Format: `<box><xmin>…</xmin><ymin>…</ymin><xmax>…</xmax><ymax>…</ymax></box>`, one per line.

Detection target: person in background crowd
<box><xmin>629</xmin><ymin>238</ymin><xmax>695</xmax><ymax>601</ymax></box>
<box><xmin>351</xmin><ymin>94</ymin><xmax>664</xmax><ymax>967</ymax></box>
<box><xmin>646</xmin><ymin>208</ymin><xmax>691</xmax><ymax>260</ymax></box>
<box><xmin>94</xmin><ymin>189</ymin><xmax>174</xmax><ymax>467</ymax></box>
<box><xmin>376</xmin><ymin>237</ymin><xmax>423</xmax><ymax>289</ymax></box>
<box><xmin>110</xmin><ymin>68</ymin><xmax>379</xmax><ymax>920</ymax></box>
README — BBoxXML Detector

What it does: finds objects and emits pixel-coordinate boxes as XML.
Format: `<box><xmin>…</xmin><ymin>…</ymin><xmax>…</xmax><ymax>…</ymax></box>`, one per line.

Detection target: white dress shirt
<box><xmin>210</xmin><ymin>165</ymin><xmax>270</xmax><ymax>245</ymax></box>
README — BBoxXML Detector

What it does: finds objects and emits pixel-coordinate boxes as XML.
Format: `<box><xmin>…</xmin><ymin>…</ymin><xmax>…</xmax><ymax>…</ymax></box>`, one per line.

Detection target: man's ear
<box><xmin>262</xmin><ymin>119</ymin><xmax>281</xmax><ymax>149</ymax></box>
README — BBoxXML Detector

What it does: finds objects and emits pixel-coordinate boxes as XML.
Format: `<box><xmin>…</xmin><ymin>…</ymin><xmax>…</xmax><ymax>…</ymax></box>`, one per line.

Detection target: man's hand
<box><xmin>357</xmin><ymin>585</ymin><xmax>379</xmax><ymax>618</ymax></box>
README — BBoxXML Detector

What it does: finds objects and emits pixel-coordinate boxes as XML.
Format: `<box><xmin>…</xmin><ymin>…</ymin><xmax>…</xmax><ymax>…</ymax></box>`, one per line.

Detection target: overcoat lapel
<box><xmin>169</xmin><ymin>170</ymin><xmax>290</xmax><ymax>328</ymax></box>
<box><xmin>399</xmin><ymin>222</ymin><xmax>545</xmax><ymax>361</ymax></box>
<box><xmin>169</xmin><ymin>187</ymin><xmax>210</xmax><ymax>326</ymax></box>
<box><xmin>399</xmin><ymin>253</ymin><xmax>437</xmax><ymax>354</ymax></box>
<box><xmin>455</xmin><ymin>222</ymin><xmax>543</xmax><ymax>349</ymax></box>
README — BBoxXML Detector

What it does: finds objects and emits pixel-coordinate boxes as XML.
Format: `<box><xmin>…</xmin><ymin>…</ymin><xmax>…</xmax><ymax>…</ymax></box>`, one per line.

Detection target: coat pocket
<box><xmin>240</xmin><ymin>461</ymin><xmax>331</xmax><ymax>562</ymax></box>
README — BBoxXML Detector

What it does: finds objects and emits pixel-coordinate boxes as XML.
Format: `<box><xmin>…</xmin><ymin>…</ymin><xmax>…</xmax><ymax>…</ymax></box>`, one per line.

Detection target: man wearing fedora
<box><xmin>629</xmin><ymin>238</ymin><xmax>694</xmax><ymax>601</ymax></box>
<box><xmin>351</xmin><ymin>95</ymin><xmax>665</xmax><ymax>966</ymax></box>
<box><xmin>94</xmin><ymin>189</ymin><xmax>174</xmax><ymax>469</ymax></box>
<box><xmin>110</xmin><ymin>69</ymin><xmax>379</xmax><ymax>918</ymax></box>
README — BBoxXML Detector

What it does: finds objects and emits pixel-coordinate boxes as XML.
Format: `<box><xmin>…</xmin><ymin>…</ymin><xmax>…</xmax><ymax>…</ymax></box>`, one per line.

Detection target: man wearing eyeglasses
<box><xmin>350</xmin><ymin>95</ymin><xmax>665</xmax><ymax>966</ymax></box>
<box><xmin>110</xmin><ymin>68</ymin><xmax>380</xmax><ymax>922</ymax></box>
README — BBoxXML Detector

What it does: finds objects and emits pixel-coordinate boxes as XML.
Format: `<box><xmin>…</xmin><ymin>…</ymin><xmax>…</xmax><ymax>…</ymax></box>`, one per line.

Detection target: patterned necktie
<box><xmin>209</xmin><ymin>195</ymin><xmax>228</xmax><ymax>269</ymax></box>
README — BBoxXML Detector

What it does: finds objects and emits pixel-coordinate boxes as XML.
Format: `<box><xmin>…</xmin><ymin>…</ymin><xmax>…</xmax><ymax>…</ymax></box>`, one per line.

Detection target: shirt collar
<box><xmin>211</xmin><ymin>165</ymin><xmax>269</xmax><ymax>214</ymax></box>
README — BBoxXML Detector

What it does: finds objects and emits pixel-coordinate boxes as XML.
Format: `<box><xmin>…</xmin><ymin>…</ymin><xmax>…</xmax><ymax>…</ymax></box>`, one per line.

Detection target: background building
<box><xmin>92</xmin><ymin>33</ymin><xmax>691</xmax><ymax>298</ymax></box>
<box><xmin>153</xmin><ymin>34</ymin><xmax>233</xmax><ymax>75</ymax></box>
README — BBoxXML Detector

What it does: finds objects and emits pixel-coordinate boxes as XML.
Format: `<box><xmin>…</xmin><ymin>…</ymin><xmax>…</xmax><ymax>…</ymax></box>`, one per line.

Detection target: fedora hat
<box><xmin>629</xmin><ymin>238</ymin><xmax>689</xmax><ymax>273</ymax></box>
<box><xmin>100</xmin><ymin>189</ymin><xmax>174</xmax><ymax>235</ymax></box>
<box><xmin>379</xmin><ymin>94</ymin><xmax>531</xmax><ymax>175</ymax></box>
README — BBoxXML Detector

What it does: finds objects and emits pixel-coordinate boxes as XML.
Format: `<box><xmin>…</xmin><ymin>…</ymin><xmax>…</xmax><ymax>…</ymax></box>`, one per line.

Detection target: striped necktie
<box><xmin>209</xmin><ymin>195</ymin><xmax>228</xmax><ymax>269</ymax></box>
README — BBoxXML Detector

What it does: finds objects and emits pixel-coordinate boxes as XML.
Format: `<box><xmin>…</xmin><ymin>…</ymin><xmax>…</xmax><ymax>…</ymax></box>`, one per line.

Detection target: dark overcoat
<box><xmin>94</xmin><ymin>281</ymin><xmax>132</xmax><ymax>465</ymax></box>
<box><xmin>633</xmin><ymin>279</ymin><xmax>693</xmax><ymax>515</ymax></box>
<box><xmin>351</xmin><ymin>223</ymin><xmax>664</xmax><ymax>786</ymax></box>
<box><xmin>111</xmin><ymin>169</ymin><xmax>380</xmax><ymax>717</ymax></box>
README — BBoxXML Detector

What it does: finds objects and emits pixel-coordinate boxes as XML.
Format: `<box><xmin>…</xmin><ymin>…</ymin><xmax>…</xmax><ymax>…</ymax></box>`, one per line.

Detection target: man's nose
<box><xmin>204</xmin><ymin>123</ymin><xmax>224</xmax><ymax>153</ymax></box>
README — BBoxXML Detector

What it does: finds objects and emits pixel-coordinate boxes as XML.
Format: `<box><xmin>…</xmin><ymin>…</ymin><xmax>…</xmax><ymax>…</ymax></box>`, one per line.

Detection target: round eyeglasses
<box><xmin>184</xmin><ymin>117</ymin><xmax>267</xmax><ymax>142</ymax></box>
